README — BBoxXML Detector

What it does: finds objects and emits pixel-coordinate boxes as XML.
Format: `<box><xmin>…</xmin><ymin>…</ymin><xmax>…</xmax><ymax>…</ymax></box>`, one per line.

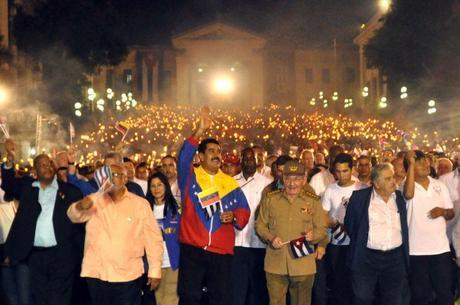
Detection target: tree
<box><xmin>13</xmin><ymin>0</ymin><xmax>128</xmax><ymax>117</ymax></box>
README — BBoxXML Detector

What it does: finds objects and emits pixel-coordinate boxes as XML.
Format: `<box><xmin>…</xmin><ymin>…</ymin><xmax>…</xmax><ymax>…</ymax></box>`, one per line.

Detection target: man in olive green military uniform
<box><xmin>256</xmin><ymin>160</ymin><xmax>328</xmax><ymax>305</ymax></box>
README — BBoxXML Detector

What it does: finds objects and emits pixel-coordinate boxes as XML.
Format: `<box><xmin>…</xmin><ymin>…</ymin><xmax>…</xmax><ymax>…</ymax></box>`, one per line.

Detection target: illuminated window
<box><xmin>123</xmin><ymin>69</ymin><xmax>133</xmax><ymax>85</ymax></box>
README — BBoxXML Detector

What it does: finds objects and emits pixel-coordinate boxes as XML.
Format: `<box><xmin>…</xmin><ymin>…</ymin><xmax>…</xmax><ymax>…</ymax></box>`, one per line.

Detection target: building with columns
<box><xmin>91</xmin><ymin>21</ymin><xmax>362</xmax><ymax>110</ymax></box>
<box><xmin>353</xmin><ymin>12</ymin><xmax>387</xmax><ymax>109</ymax></box>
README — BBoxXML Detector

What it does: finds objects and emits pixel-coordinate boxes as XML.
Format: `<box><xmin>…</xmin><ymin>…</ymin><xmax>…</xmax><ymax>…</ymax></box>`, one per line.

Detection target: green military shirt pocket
<box><xmin>299</xmin><ymin>205</ymin><xmax>313</xmax><ymax>231</ymax></box>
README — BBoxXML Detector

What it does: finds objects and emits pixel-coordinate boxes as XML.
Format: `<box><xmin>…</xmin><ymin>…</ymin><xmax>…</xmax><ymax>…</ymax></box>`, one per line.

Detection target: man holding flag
<box><xmin>176</xmin><ymin>107</ymin><xmax>250</xmax><ymax>305</ymax></box>
<box><xmin>256</xmin><ymin>160</ymin><xmax>327</xmax><ymax>305</ymax></box>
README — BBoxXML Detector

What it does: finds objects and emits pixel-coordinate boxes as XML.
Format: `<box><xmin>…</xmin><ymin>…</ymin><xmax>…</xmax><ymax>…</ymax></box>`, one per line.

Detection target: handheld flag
<box><xmin>290</xmin><ymin>236</ymin><xmax>315</xmax><ymax>259</ymax></box>
<box><xmin>197</xmin><ymin>186</ymin><xmax>221</xmax><ymax>219</ymax></box>
<box><xmin>331</xmin><ymin>223</ymin><xmax>348</xmax><ymax>245</ymax></box>
<box><xmin>69</xmin><ymin>122</ymin><xmax>75</xmax><ymax>144</ymax></box>
<box><xmin>94</xmin><ymin>165</ymin><xmax>113</xmax><ymax>192</ymax></box>
<box><xmin>115</xmin><ymin>122</ymin><xmax>129</xmax><ymax>141</ymax></box>
<box><xmin>0</xmin><ymin>116</ymin><xmax>9</xmax><ymax>138</ymax></box>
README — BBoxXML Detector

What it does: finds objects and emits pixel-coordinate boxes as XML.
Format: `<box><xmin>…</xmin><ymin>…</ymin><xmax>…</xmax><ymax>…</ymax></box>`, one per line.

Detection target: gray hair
<box><xmin>370</xmin><ymin>163</ymin><xmax>394</xmax><ymax>183</ymax></box>
<box><xmin>104</xmin><ymin>152</ymin><xmax>123</xmax><ymax>163</ymax></box>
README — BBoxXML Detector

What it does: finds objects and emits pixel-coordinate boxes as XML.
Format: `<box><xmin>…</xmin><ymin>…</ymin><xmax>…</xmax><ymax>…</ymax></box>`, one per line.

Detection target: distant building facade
<box><xmin>91</xmin><ymin>22</ymin><xmax>362</xmax><ymax>110</ymax></box>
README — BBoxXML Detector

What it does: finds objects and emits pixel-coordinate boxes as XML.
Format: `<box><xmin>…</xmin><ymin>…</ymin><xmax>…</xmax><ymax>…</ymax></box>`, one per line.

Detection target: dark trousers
<box><xmin>312</xmin><ymin>257</ymin><xmax>328</xmax><ymax>305</ymax></box>
<box><xmin>231</xmin><ymin>247</ymin><xmax>268</xmax><ymax>305</ymax></box>
<box><xmin>87</xmin><ymin>277</ymin><xmax>142</xmax><ymax>305</ymax></box>
<box><xmin>352</xmin><ymin>247</ymin><xmax>407</xmax><ymax>305</ymax></box>
<box><xmin>0</xmin><ymin>263</ymin><xmax>32</xmax><ymax>305</ymax></box>
<box><xmin>409</xmin><ymin>252</ymin><xmax>453</xmax><ymax>305</ymax></box>
<box><xmin>327</xmin><ymin>244</ymin><xmax>352</xmax><ymax>305</ymax></box>
<box><xmin>28</xmin><ymin>246</ymin><xmax>75</xmax><ymax>305</ymax></box>
<box><xmin>178</xmin><ymin>243</ymin><xmax>232</xmax><ymax>305</ymax></box>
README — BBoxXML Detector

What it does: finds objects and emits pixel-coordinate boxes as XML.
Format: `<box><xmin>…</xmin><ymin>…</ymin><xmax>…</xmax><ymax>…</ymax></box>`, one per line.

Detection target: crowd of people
<box><xmin>0</xmin><ymin>106</ymin><xmax>459</xmax><ymax>305</ymax></box>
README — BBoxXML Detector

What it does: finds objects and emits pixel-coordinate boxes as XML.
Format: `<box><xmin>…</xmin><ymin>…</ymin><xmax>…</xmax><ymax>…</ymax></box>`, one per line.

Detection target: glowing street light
<box><xmin>87</xmin><ymin>88</ymin><xmax>96</xmax><ymax>101</ymax></box>
<box><xmin>332</xmin><ymin>91</ymin><xmax>339</xmax><ymax>101</ymax></box>
<box><xmin>213</xmin><ymin>76</ymin><xmax>234</xmax><ymax>95</ymax></box>
<box><xmin>362</xmin><ymin>86</ymin><xmax>369</xmax><ymax>97</ymax></box>
<box><xmin>379</xmin><ymin>0</ymin><xmax>391</xmax><ymax>13</ymax></box>
<box><xmin>106</xmin><ymin>88</ymin><xmax>114</xmax><ymax>100</ymax></box>
<box><xmin>344</xmin><ymin>98</ymin><xmax>353</xmax><ymax>108</ymax></box>
<box><xmin>400</xmin><ymin>86</ymin><xmax>408</xmax><ymax>99</ymax></box>
<box><xmin>379</xmin><ymin>96</ymin><xmax>388</xmax><ymax>108</ymax></box>
<box><xmin>0</xmin><ymin>87</ymin><xmax>8</xmax><ymax>104</ymax></box>
<box><xmin>427</xmin><ymin>99</ymin><xmax>437</xmax><ymax>114</ymax></box>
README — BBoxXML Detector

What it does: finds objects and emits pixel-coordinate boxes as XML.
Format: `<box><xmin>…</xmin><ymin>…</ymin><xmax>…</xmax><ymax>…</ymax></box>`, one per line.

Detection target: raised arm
<box><xmin>177</xmin><ymin>107</ymin><xmax>212</xmax><ymax>191</ymax></box>
<box><xmin>403</xmin><ymin>151</ymin><xmax>415</xmax><ymax>200</ymax></box>
<box><xmin>67</xmin><ymin>195</ymin><xmax>95</xmax><ymax>223</ymax></box>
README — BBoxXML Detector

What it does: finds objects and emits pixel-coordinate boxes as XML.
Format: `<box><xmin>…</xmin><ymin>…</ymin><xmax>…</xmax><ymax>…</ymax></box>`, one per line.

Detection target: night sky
<box><xmin>112</xmin><ymin>0</ymin><xmax>378</xmax><ymax>46</ymax></box>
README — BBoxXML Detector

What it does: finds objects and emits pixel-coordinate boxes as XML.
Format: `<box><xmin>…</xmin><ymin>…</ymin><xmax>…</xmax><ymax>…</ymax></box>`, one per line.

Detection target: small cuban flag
<box><xmin>331</xmin><ymin>223</ymin><xmax>348</xmax><ymax>245</ymax></box>
<box><xmin>94</xmin><ymin>165</ymin><xmax>113</xmax><ymax>192</ymax></box>
<box><xmin>197</xmin><ymin>186</ymin><xmax>221</xmax><ymax>219</ymax></box>
<box><xmin>290</xmin><ymin>236</ymin><xmax>315</xmax><ymax>259</ymax></box>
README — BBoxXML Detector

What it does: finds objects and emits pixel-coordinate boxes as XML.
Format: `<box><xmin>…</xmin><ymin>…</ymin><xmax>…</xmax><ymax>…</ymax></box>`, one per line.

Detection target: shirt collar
<box><xmin>372</xmin><ymin>188</ymin><xmax>396</xmax><ymax>203</ymax></box>
<box><xmin>32</xmin><ymin>176</ymin><xmax>58</xmax><ymax>190</ymax></box>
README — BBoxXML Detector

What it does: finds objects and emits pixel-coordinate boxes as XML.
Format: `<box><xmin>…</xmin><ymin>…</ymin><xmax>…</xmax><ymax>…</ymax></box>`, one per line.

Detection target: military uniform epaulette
<box><xmin>302</xmin><ymin>190</ymin><xmax>320</xmax><ymax>201</ymax></box>
<box><xmin>267</xmin><ymin>190</ymin><xmax>281</xmax><ymax>197</ymax></box>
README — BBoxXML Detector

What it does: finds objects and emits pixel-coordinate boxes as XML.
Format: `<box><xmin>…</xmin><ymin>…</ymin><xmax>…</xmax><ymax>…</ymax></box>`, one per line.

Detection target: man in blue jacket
<box><xmin>344</xmin><ymin>163</ymin><xmax>409</xmax><ymax>305</ymax></box>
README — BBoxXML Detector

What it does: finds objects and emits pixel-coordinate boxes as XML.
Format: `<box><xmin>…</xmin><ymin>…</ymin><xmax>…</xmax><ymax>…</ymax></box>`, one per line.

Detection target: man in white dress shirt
<box><xmin>232</xmin><ymin>147</ymin><xmax>272</xmax><ymax>305</ymax></box>
<box><xmin>439</xmin><ymin>166</ymin><xmax>460</xmax><ymax>240</ymax></box>
<box><xmin>345</xmin><ymin>163</ymin><xmax>409</xmax><ymax>305</ymax></box>
<box><xmin>253</xmin><ymin>146</ymin><xmax>273</xmax><ymax>180</ymax></box>
<box><xmin>403</xmin><ymin>150</ymin><xmax>454</xmax><ymax>305</ymax></box>
<box><xmin>232</xmin><ymin>147</ymin><xmax>271</xmax><ymax>305</ymax></box>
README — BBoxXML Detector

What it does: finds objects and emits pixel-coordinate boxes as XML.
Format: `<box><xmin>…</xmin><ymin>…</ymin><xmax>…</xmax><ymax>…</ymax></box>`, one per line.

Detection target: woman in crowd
<box><xmin>146</xmin><ymin>172</ymin><xmax>181</xmax><ymax>305</ymax></box>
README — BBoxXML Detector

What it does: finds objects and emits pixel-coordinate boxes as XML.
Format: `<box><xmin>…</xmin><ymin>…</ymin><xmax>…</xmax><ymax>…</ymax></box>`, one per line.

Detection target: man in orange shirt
<box><xmin>67</xmin><ymin>163</ymin><xmax>163</xmax><ymax>305</ymax></box>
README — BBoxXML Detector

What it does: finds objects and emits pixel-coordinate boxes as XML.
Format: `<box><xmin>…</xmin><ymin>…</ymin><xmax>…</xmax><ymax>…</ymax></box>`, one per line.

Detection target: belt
<box><xmin>367</xmin><ymin>246</ymin><xmax>402</xmax><ymax>255</ymax></box>
<box><xmin>32</xmin><ymin>246</ymin><xmax>57</xmax><ymax>252</ymax></box>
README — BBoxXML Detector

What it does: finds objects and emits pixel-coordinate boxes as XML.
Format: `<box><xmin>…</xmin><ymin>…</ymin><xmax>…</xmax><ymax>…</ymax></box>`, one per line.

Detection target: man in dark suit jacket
<box><xmin>3</xmin><ymin>154</ymin><xmax>83</xmax><ymax>305</ymax></box>
<box><xmin>344</xmin><ymin>163</ymin><xmax>409</xmax><ymax>305</ymax></box>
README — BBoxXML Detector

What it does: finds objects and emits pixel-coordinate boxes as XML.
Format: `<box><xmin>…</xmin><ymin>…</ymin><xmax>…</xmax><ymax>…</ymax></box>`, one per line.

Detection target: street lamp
<box><xmin>213</xmin><ymin>76</ymin><xmax>234</xmax><ymax>95</ymax></box>
<box><xmin>379</xmin><ymin>0</ymin><xmax>391</xmax><ymax>13</ymax></box>
<box><xmin>427</xmin><ymin>100</ymin><xmax>437</xmax><ymax>114</ymax></box>
<box><xmin>400</xmin><ymin>86</ymin><xmax>408</xmax><ymax>100</ymax></box>
<box><xmin>0</xmin><ymin>87</ymin><xmax>8</xmax><ymax>104</ymax></box>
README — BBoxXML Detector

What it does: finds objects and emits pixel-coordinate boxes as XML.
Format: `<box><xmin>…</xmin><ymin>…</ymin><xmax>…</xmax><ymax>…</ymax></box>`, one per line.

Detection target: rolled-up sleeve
<box><xmin>67</xmin><ymin>199</ymin><xmax>95</xmax><ymax>223</ymax></box>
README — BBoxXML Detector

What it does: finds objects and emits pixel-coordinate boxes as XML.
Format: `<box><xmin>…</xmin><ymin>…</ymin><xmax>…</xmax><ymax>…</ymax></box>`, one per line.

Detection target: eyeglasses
<box><xmin>112</xmin><ymin>172</ymin><xmax>126</xmax><ymax>178</ymax></box>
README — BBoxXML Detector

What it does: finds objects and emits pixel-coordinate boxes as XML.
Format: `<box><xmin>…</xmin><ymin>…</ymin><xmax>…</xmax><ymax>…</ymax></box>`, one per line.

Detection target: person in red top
<box><xmin>177</xmin><ymin>107</ymin><xmax>250</xmax><ymax>305</ymax></box>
